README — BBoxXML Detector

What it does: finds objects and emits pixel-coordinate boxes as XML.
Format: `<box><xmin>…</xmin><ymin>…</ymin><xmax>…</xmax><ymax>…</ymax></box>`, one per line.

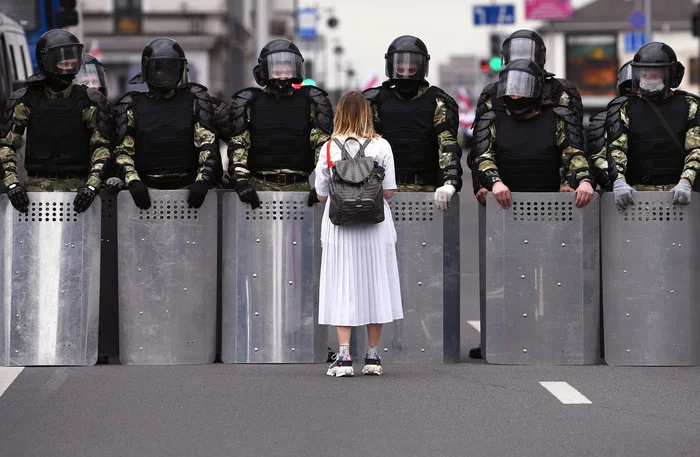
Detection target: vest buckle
<box><xmin>276</xmin><ymin>174</ymin><xmax>288</xmax><ymax>185</ymax></box>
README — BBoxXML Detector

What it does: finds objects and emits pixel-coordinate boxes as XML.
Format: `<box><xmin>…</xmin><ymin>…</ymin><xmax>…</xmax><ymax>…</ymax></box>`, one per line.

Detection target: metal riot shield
<box><xmin>221</xmin><ymin>191</ymin><xmax>326</xmax><ymax>363</ymax></box>
<box><xmin>0</xmin><ymin>192</ymin><xmax>101</xmax><ymax>366</ymax></box>
<box><xmin>601</xmin><ymin>192</ymin><xmax>700</xmax><ymax>366</ymax></box>
<box><xmin>355</xmin><ymin>192</ymin><xmax>461</xmax><ymax>363</ymax></box>
<box><xmin>485</xmin><ymin>193</ymin><xmax>600</xmax><ymax>365</ymax></box>
<box><xmin>117</xmin><ymin>190</ymin><xmax>217</xmax><ymax>365</ymax></box>
<box><xmin>98</xmin><ymin>191</ymin><xmax>119</xmax><ymax>362</ymax></box>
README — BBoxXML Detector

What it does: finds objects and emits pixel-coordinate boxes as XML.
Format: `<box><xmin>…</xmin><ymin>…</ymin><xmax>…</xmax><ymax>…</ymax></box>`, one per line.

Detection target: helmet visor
<box><xmin>631</xmin><ymin>65</ymin><xmax>670</xmax><ymax>95</ymax></box>
<box><xmin>144</xmin><ymin>57</ymin><xmax>184</xmax><ymax>89</ymax></box>
<box><xmin>262</xmin><ymin>52</ymin><xmax>303</xmax><ymax>82</ymax></box>
<box><xmin>502</xmin><ymin>38</ymin><xmax>544</xmax><ymax>66</ymax></box>
<box><xmin>386</xmin><ymin>52</ymin><xmax>428</xmax><ymax>80</ymax></box>
<box><xmin>74</xmin><ymin>62</ymin><xmax>107</xmax><ymax>93</ymax></box>
<box><xmin>42</xmin><ymin>44</ymin><xmax>84</xmax><ymax>75</ymax></box>
<box><xmin>497</xmin><ymin>70</ymin><xmax>541</xmax><ymax>98</ymax></box>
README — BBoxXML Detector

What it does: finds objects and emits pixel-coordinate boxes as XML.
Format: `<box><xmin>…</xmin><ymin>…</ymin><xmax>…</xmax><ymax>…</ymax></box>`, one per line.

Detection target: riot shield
<box><xmin>460</xmin><ymin>177</ymin><xmax>484</xmax><ymax>361</ymax></box>
<box><xmin>98</xmin><ymin>191</ymin><xmax>119</xmax><ymax>362</ymax></box>
<box><xmin>117</xmin><ymin>190</ymin><xmax>217</xmax><ymax>365</ymax></box>
<box><xmin>221</xmin><ymin>191</ymin><xmax>326</xmax><ymax>363</ymax></box>
<box><xmin>485</xmin><ymin>193</ymin><xmax>600</xmax><ymax>365</ymax></box>
<box><xmin>601</xmin><ymin>192</ymin><xmax>700</xmax><ymax>366</ymax></box>
<box><xmin>0</xmin><ymin>192</ymin><xmax>101</xmax><ymax>366</ymax></box>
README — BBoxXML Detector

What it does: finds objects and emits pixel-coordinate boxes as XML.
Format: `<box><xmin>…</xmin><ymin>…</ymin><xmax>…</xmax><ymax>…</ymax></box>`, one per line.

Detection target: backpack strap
<box><xmin>326</xmin><ymin>140</ymin><xmax>335</xmax><ymax>168</ymax></box>
<box><xmin>332</xmin><ymin>137</ymin><xmax>372</xmax><ymax>160</ymax></box>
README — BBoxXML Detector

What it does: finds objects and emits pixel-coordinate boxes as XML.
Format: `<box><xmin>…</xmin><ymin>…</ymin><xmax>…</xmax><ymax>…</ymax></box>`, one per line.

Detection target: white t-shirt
<box><xmin>314</xmin><ymin>136</ymin><xmax>397</xmax><ymax>197</ymax></box>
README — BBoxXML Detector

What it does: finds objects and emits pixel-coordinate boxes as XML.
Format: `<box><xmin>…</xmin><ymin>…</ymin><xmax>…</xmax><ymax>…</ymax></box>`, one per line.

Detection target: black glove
<box><xmin>233</xmin><ymin>179</ymin><xmax>261</xmax><ymax>209</ymax></box>
<box><xmin>128</xmin><ymin>180</ymin><xmax>151</xmax><ymax>210</ymax></box>
<box><xmin>187</xmin><ymin>180</ymin><xmax>209</xmax><ymax>209</ymax></box>
<box><xmin>7</xmin><ymin>183</ymin><xmax>29</xmax><ymax>214</ymax></box>
<box><xmin>73</xmin><ymin>184</ymin><xmax>98</xmax><ymax>213</ymax></box>
<box><xmin>307</xmin><ymin>188</ymin><xmax>318</xmax><ymax>207</ymax></box>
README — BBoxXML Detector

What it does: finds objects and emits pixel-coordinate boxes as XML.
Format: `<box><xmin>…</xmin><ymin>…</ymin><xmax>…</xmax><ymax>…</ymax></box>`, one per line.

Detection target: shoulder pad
<box><xmin>213</xmin><ymin>101</ymin><xmax>232</xmax><ymax>140</ymax></box>
<box><xmin>0</xmin><ymin>87</ymin><xmax>28</xmax><ymax>137</ymax></box>
<box><xmin>231</xmin><ymin>88</ymin><xmax>262</xmax><ymax>136</ymax></box>
<box><xmin>187</xmin><ymin>82</ymin><xmax>209</xmax><ymax>92</ymax></box>
<box><xmin>86</xmin><ymin>87</ymin><xmax>114</xmax><ymax>141</ymax></box>
<box><xmin>363</xmin><ymin>86</ymin><xmax>381</xmax><ymax>102</ymax></box>
<box><xmin>114</xmin><ymin>93</ymin><xmax>138</xmax><ymax>143</ymax></box>
<box><xmin>301</xmin><ymin>86</ymin><xmax>333</xmax><ymax>135</ymax></box>
<box><xmin>86</xmin><ymin>87</ymin><xmax>108</xmax><ymax>105</ymax></box>
<box><xmin>303</xmin><ymin>86</ymin><xmax>329</xmax><ymax>97</ymax></box>
<box><xmin>585</xmin><ymin>111</ymin><xmax>606</xmax><ymax>154</ymax></box>
<box><xmin>470</xmin><ymin>114</ymin><xmax>496</xmax><ymax>169</ymax></box>
<box><xmin>475</xmin><ymin>83</ymin><xmax>497</xmax><ymax>122</ymax></box>
<box><xmin>189</xmin><ymin>86</ymin><xmax>216</xmax><ymax>131</ymax></box>
<box><xmin>605</xmin><ymin>96</ymin><xmax>630</xmax><ymax>141</ymax></box>
<box><xmin>552</xmin><ymin>105</ymin><xmax>575</xmax><ymax>118</ymax></box>
<box><xmin>552</xmin><ymin>105</ymin><xmax>584</xmax><ymax>150</ymax></box>
<box><xmin>430</xmin><ymin>86</ymin><xmax>459</xmax><ymax>135</ymax></box>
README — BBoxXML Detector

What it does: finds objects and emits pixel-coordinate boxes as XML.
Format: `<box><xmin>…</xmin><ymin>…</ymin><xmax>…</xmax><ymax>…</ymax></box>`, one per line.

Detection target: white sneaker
<box><xmin>362</xmin><ymin>354</ymin><xmax>383</xmax><ymax>375</ymax></box>
<box><xmin>326</xmin><ymin>354</ymin><xmax>354</xmax><ymax>377</ymax></box>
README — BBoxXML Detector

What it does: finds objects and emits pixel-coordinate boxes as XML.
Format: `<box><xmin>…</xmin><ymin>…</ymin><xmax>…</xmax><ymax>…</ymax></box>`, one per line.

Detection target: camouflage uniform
<box><xmin>473</xmin><ymin>98</ymin><xmax>591</xmax><ymax>188</ymax></box>
<box><xmin>605</xmin><ymin>91</ymin><xmax>700</xmax><ymax>191</ymax></box>
<box><xmin>226</xmin><ymin>86</ymin><xmax>332</xmax><ymax>192</ymax></box>
<box><xmin>0</xmin><ymin>84</ymin><xmax>112</xmax><ymax>192</ymax></box>
<box><xmin>367</xmin><ymin>84</ymin><xmax>461</xmax><ymax>192</ymax></box>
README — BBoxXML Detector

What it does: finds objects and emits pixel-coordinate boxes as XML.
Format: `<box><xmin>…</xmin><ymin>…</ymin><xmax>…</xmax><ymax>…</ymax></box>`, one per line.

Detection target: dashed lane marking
<box><xmin>0</xmin><ymin>367</ymin><xmax>24</xmax><ymax>398</ymax></box>
<box><xmin>539</xmin><ymin>381</ymin><xmax>592</xmax><ymax>404</ymax></box>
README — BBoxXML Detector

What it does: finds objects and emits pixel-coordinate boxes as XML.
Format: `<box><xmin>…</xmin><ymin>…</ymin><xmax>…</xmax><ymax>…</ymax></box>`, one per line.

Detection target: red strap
<box><xmin>326</xmin><ymin>140</ymin><xmax>335</xmax><ymax>168</ymax></box>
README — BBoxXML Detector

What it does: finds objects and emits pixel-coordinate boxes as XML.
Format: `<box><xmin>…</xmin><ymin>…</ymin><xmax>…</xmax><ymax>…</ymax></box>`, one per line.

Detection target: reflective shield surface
<box><xmin>0</xmin><ymin>192</ymin><xmax>101</xmax><ymax>366</ymax></box>
<box><xmin>485</xmin><ymin>193</ymin><xmax>600</xmax><ymax>365</ymax></box>
<box><xmin>117</xmin><ymin>190</ymin><xmax>217</xmax><ymax>365</ymax></box>
<box><xmin>601</xmin><ymin>192</ymin><xmax>700</xmax><ymax>366</ymax></box>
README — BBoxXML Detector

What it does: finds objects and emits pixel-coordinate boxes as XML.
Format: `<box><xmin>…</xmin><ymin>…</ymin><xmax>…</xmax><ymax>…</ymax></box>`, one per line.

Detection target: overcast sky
<box><xmin>295</xmin><ymin>0</ymin><xmax>596</xmax><ymax>89</ymax></box>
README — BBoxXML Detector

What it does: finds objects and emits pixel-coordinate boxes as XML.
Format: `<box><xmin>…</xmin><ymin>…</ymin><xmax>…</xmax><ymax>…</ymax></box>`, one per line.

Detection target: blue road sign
<box><xmin>623</xmin><ymin>31</ymin><xmax>648</xmax><ymax>53</ymax></box>
<box><xmin>297</xmin><ymin>8</ymin><xmax>318</xmax><ymax>39</ymax></box>
<box><xmin>629</xmin><ymin>10</ymin><xmax>646</xmax><ymax>30</ymax></box>
<box><xmin>473</xmin><ymin>5</ymin><xmax>515</xmax><ymax>25</ymax></box>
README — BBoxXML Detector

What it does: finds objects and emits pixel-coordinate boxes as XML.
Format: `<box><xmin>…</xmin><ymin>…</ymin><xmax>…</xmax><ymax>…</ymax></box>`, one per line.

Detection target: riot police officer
<box><xmin>114</xmin><ymin>38</ymin><xmax>220</xmax><ymax>209</ymax></box>
<box><xmin>75</xmin><ymin>54</ymin><xmax>108</xmax><ymax>97</ymax></box>
<box><xmin>363</xmin><ymin>35</ymin><xmax>461</xmax><ymax>211</ymax></box>
<box><xmin>226</xmin><ymin>39</ymin><xmax>333</xmax><ymax>208</ymax></box>
<box><xmin>470</xmin><ymin>29</ymin><xmax>584</xmax><ymax>204</ymax></box>
<box><xmin>606</xmin><ymin>42</ymin><xmax>700</xmax><ymax>211</ymax></box>
<box><xmin>585</xmin><ymin>61</ymin><xmax>634</xmax><ymax>191</ymax></box>
<box><xmin>472</xmin><ymin>59</ymin><xmax>594</xmax><ymax>208</ymax></box>
<box><xmin>0</xmin><ymin>29</ymin><xmax>113</xmax><ymax>213</ymax></box>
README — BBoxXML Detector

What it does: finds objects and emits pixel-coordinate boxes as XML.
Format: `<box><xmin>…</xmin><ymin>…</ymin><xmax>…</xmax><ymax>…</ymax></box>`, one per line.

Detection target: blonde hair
<box><xmin>332</xmin><ymin>91</ymin><xmax>380</xmax><ymax>139</ymax></box>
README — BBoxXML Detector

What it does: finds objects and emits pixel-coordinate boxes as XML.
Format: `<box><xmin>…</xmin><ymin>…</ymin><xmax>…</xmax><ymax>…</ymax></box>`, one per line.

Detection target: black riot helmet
<box><xmin>74</xmin><ymin>54</ymin><xmax>108</xmax><ymax>97</ymax></box>
<box><xmin>501</xmin><ymin>29</ymin><xmax>546</xmax><ymax>69</ymax></box>
<box><xmin>616</xmin><ymin>60</ymin><xmax>633</xmax><ymax>96</ymax></box>
<box><xmin>35</xmin><ymin>29</ymin><xmax>84</xmax><ymax>77</ymax></box>
<box><xmin>630</xmin><ymin>41</ymin><xmax>684</xmax><ymax>96</ymax></box>
<box><xmin>497</xmin><ymin>59</ymin><xmax>545</xmax><ymax>115</ymax></box>
<box><xmin>254</xmin><ymin>39</ymin><xmax>304</xmax><ymax>87</ymax></box>
<box><xmin>141</xmin><ymin>38</ymin><xmax>187</xmax><ymax>90</ymax></box>
<box><xmin>385</xmin><ymin>35</ymin><xmax>430</xmax><ymax>81</ymax></box>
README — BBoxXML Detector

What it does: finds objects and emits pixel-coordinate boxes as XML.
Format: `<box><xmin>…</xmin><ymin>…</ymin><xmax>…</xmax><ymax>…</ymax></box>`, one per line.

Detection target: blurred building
<box><xmin>439</xmin><ymin>54</ymin><xmax>496</xmax><ymax>105</ymax></box>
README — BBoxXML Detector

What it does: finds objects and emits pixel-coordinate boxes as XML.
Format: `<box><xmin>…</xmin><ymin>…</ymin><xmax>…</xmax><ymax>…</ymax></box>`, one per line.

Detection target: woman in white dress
<box><xmin>314</xmin><ymin>91</ymin><xmax>403</xmax><ymax>377</ymax></box>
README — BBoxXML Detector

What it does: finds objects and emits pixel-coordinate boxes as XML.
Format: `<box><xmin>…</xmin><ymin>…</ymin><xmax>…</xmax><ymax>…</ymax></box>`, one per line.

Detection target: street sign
<box><xmin>525</xmin><ymin>0</ymin><xmax>573</xmax><ymax>20</ymax></box>
<box><xmin>623</xmin><ymin>31</ymin><xmax>648</xmax><ymax>53</ymax></box>
<box><xmin>473</xmin><ymin>5</ymin><xmax>515</xmax><ymax>25</ymax></box>
<box><xmin>297</xmin><ymin>8</ymin><xmax>318</xmax><ymax>39</ymax></box>
<box><xmin>629</xmin><ymin>10</ymin><xmax>646</xmax><ymax>30</ymax></box>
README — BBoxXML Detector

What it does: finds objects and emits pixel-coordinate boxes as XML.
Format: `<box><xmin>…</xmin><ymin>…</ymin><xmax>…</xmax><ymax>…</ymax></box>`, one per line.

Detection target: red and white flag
<box><xmin>89</xmin><ymin>40</ymin><xmax>102</xmax><ymax>60</ymax></box>
<box><xmin>361</xmin><ymin>72</ymin><xmax>379</xmax><ymax>91</ymax></box>
<box><xmin>457</xmin><ymin>87</ymin><xmax>475</xmax><ymax>129</ymax></box>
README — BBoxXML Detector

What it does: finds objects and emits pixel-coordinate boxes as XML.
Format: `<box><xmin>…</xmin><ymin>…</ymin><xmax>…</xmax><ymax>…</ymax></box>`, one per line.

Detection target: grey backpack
<box><xmin>327</xmin><ymin>137</ymin><xmax>385</xmax><ymax>226</ymax></box>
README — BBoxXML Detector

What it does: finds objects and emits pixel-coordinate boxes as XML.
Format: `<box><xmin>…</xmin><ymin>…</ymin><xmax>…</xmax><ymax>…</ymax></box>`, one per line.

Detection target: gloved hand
<box><xmin>670</xmin><ymin>179</ymin><xmax>692</xmax><ymax>205</ymax></box>
<box><xmin>73</xmin><ymin>184</ymin><xmax>98</xmax><ymax>213</ymax></box>
<box><xmin>6</xmin><ymin>183</ymin><xmax>29</xmax><ymax>213</ymax></box>
<box><xmin>612</xmin><ymin>177</ymin><xmax>635</xmax><ymax>211</ymax></box>
<box><xmin>187</xmin><ymin>180</ymin><xmax>209</xmax><ymax>209</ymax></box>
<box><xmin>128</xmin><ymin>180</ymin><xmax>151</xmax><ymax>210</ymax></box>
<box><xmin>434</xmin><ymin>184</ymin><xmax>456</xmax><ymax>211</ymax></box>
<box><xmin>233</xmin><ymin>179</ymin><xmax>261</xmax><ymax>209</ymax></box>
<box><xmin>307</xmin><ymin>188</ymin><xmax>318</xmax><ymax>206</ymax></box>
<box><xmin>104</xmin><ymin>177</ymin><xmax>125</xmax><ymax>194</ymax></box>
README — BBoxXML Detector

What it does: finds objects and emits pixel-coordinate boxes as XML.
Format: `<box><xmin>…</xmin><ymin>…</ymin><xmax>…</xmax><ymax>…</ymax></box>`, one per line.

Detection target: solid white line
<box><xmin>467</xmin><ymin>320</ymin><xmax>481</xmax><ymax>332</ymax></box>
<box><xmin>0</xmin><ymin>367</ymin><xmax>23</xmax><ymax>398</ymax></box>
<box><xmin>539</xmin><ymin>382</ymin><xmax>592</xmax><ymax>404</ymax></box>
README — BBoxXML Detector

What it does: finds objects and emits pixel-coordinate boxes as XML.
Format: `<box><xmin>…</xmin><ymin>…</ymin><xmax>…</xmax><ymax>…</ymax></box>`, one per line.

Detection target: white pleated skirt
<box><xmin>318</xmin><ymin>201</ymin><xmax>404</xmax><ymax>326</ymax></box>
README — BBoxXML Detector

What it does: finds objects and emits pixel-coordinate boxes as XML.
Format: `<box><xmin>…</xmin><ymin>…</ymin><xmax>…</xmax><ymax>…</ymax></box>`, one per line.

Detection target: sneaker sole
<box><xmin>362</xmin><ymin>365</ymin><xmax>383</xmax><ymax>376</ymax></box>
<box><xmin>327</xmin><ymin>367</ymin><xmax>354</xmax><ymax>377</ymax></box>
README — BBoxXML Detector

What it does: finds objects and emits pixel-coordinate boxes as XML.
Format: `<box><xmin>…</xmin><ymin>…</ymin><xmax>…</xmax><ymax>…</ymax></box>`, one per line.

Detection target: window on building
<box><xmin>115</xmin><ymin>0</ymin><xmax>142</xmax><ymax>34</ymax></box>
<box><xmin>689</xmin><ymin>58</ymin><xmax>699</xmax><ymax>86</ymax></box>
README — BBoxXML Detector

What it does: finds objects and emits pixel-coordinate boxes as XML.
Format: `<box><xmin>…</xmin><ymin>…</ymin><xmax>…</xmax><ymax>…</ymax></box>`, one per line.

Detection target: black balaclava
<box><xmin>46</xmin><ymin>74</ymin><xmax>74</xmax><ymax>92</ymax></box>
<box><xmin>394</xmin><ymin>79</ymin><xmax>421</xmax><ymax>99</ymax></box>
<box><xmin>504</xmin><ymin>96</ymin><xmax>536</xmax><ymax>116</ymax></box>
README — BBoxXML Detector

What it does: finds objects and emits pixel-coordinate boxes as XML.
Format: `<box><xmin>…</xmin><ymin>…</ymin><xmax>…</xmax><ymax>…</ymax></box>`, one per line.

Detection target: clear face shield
<box><xmin>74</xmin><ymin>62</ymin><xmax>107</xmax><ymax>93</ymax></box>
<box><xmin>262</xmin><ymin>52</ymin><xmax>303</xmax><ymax>81</ymax></box>
<box><xmin>144</xmin><ymin>57</ymin><xmax>185</xmax><ymax>89</ymax></box>
<box><xmin>386</xmin><ymin>52</ymin><xmax>428</xmax><ymax>80</ymax></box>
<box><xmin>42</xmin><ymin>44</ymin><xmax>84</xmax><ymax>75</ymax></box>
<box><xmin>632</xmin><ymin>65</ymin><xmax>670</xmax><ymax>95</ymax></box>
<box><xmin>502</xmin><ymin>38</ymin><xmax>543</xmax><ymax>66</ymax></box>
<box><xmin>497</xmin><ymin>70</ymin><xmax>541</xmax><ymax>99</ymax></box>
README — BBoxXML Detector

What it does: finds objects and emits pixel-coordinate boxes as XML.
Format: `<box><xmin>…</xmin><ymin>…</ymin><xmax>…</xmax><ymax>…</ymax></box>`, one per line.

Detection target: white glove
<box><xmin>670</xmin><ymin>179</ymin><xmax>692</xmax><ymax>205</ymax></box>
<box><xmin>105</xmin><ymin>177</ymin><xmax>125</xmax><ymax>191</ymax></box>
<box><xmin>434</xmin><ymin>184</ymin><xmax>456</xmax><ymax>211</ymax></box>
<box><xmin>612</xmin><ymin>177</ymin><xmax>635</xmax><ymax>212</ymax></box>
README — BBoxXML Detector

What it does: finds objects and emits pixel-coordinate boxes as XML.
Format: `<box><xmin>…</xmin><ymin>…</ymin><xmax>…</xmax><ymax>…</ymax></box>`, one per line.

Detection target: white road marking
<box><xmin>0</xmin><ymin>367</ymin><xmax>23</xmax><ymax>398</ymax></box>
<box><xmin>539</xmin><ymin>382</ymin><xmax>592</xmax><ymax>404</ymax></box>
<box><xmin>467</xmin><ymin>320</ymin><xmax>481</xmax><ymax>332</ymax></box>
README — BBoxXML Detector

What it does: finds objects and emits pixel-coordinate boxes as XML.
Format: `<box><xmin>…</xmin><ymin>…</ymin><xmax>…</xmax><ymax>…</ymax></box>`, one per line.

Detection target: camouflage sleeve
<box><xmin>114</xmin><ymin>106</ymin><xmax>140</xmax><ymax>185</ymax></box>
<box><xmin>370</xmin><ymin>100</ymin><xmax>381</xmax><ymax>134</ymax></box>
<box><xmin>435</xmin><ymin>94</ymin><xmax>463</xmax><ymax>190</ymax></box>
<box><xmin>193</xmin><ymin>120</ymin><xmax>218</xmax><ymax>184</ymax></box>
<box><xmin>682</xmin><ymin>95</ymin><xmax>700</xmax><ymax>185</ymax></box>
<box><xmin>556</xmin><ymin>117</ymin><xmax>591</xmax><ymax>186</ymax></box>
<box><xmin>227</xmin><ymin>105</ymin><xmax>251</xmax><ymax>178</ymax></box>
<box><xmin>0</xmin><ymin>101</ymin><xmax>29</xmax><ymax>187</ymax></box>
<box><xmin>473</xmin><ymin>118</ymin><xmax>500</xmax><ymax>189</ymax></box>
<box><xmin>82</xmin><ymin>105</ymin><xmax>112</xmax><ymax>190</ymax></box>
<box><xmin>606</xmin><ymin>101</ymin><xmax>630</xmax><ymax>180</ymax></box>
<box><xmin>309</xmin><ymin>103</ymin><xmax>331</xmax><ymax>163</ymax></box>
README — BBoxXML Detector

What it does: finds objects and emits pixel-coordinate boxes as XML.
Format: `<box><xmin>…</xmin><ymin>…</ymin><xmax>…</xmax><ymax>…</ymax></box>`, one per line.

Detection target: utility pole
<box><xmin>256</xmin><ymin>0</ymin><xmax>269</xmax><ymax>56</ymax></box>
<box><xmin>644</xmin><ymin>0</ymin><xmax>652</xmax><ymax>41</ymax></box>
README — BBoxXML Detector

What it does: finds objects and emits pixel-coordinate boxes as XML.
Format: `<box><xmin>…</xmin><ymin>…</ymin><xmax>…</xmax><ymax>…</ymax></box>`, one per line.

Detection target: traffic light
<box><xmin>480</xmin><ymin>59</ymin><xmax>490</xmax><ymax>73</ymax></box>
<box><xmin>488</xmin><ymin>33</ymin><xmax>503</xmax><ymax>72</ymax></box>
<box><xmin>56</xmin><ymin>0</ymin><xmax>79</xmax><ymax>27</ymax></box>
